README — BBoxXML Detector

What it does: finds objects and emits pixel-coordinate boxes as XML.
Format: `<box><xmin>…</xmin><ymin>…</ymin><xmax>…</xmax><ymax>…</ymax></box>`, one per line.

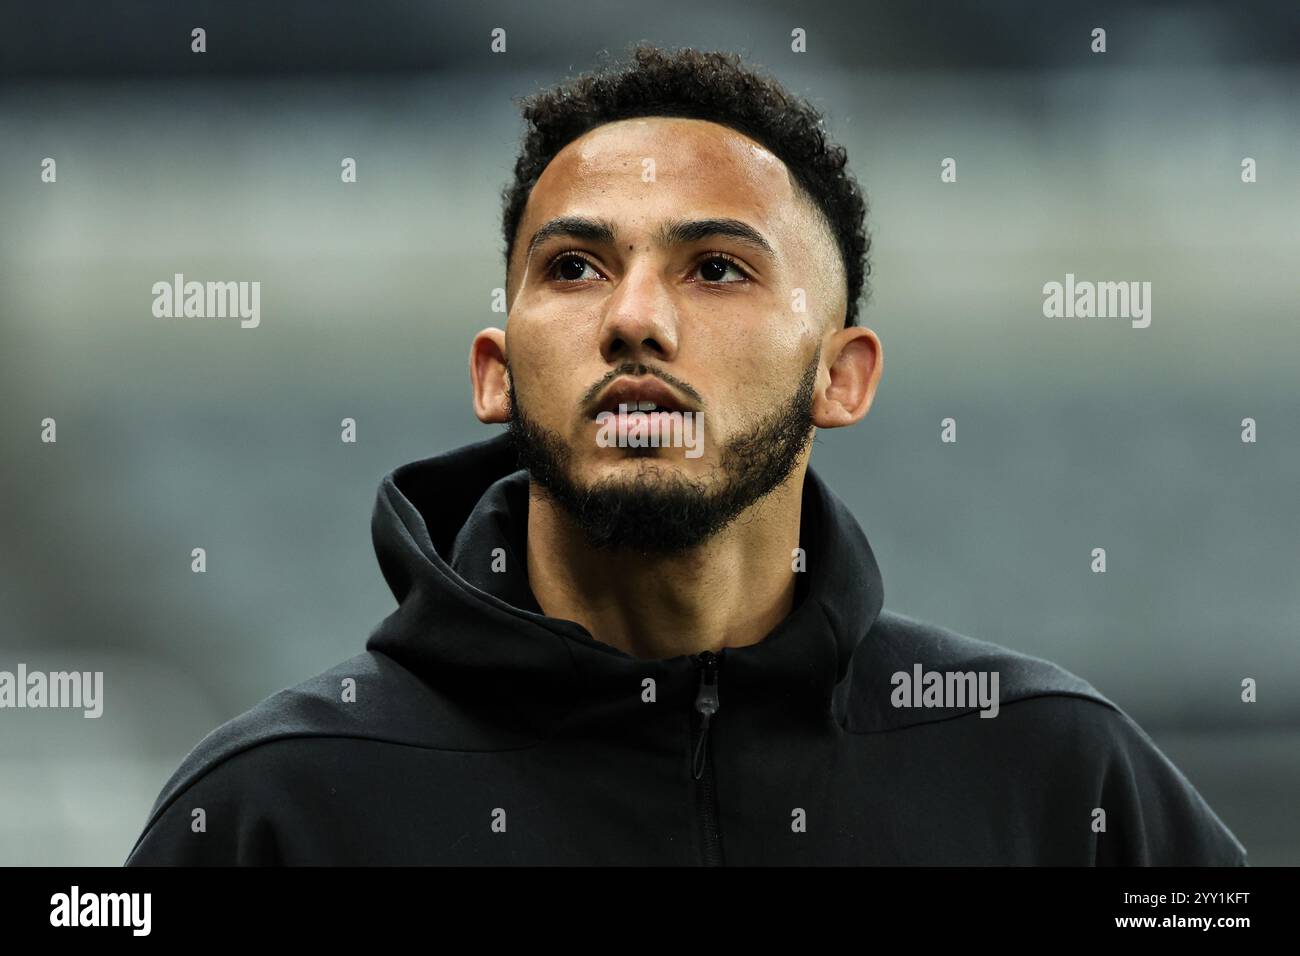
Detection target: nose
<box><xmin>598</xmin><ymin>259</ymin><xmax>680</xmax><ymax>365</ymax></box>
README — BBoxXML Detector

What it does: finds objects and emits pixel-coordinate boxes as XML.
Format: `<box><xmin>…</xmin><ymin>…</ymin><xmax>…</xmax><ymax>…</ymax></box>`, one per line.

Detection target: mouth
<box><xmin>589</xmin><ymin>377</ymin><xmax>694</xmax><ymax>420</ymax></box>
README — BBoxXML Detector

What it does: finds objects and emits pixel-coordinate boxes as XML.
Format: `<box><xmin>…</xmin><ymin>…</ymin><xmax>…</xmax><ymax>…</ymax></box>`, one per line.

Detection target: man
<box><xmin>125</xmin><ymin>46</ymin><xmax>1247</xmax><ymax>866</ymax></box>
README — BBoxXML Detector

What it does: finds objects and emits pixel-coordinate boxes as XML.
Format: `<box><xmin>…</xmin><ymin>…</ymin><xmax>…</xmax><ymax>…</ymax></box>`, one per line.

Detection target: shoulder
<box><xmin>145</xmin><ymin>651</ymin><xmax>435</xmax><ymax>796</ymax></box>
<box><xmin>844</xmin><ymin>610</ymin><xmax>1248</xmax><ymax>864</ymax></box>
<box><xmin>842</xmin><ymin>608</ymin><xmax>1117</xmax><ymax>732</ymax></box>
<box><xmin>123</xmin><ymin>649</ymin><xmax>533</xmax><ymax>863</ymax></box>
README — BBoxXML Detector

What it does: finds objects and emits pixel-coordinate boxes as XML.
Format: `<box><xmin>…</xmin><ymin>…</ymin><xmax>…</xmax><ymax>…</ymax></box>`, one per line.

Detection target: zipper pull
<box><xmin>692</xmin><ymin>650</ymin><xmax>721</xmax><ymax>780</ymax></box>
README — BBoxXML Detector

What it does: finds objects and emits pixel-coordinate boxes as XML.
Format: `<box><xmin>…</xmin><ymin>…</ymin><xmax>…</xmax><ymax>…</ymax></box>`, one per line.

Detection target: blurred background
<box><xmin>1</xmin><ymin>0</ymin><xmax>1297</xmax><ymax>865</ymax></box>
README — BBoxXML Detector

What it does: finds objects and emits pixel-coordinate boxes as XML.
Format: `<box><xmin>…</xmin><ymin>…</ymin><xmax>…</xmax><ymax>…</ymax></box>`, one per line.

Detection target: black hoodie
<box><xmin>124</xmin><ymin>433</ymin><xmax>1248</xmax><ymax>866</ymax></box>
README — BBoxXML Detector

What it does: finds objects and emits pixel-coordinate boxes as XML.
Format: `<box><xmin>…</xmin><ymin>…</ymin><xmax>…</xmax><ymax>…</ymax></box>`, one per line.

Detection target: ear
<box><xmin>811</xmin><ymin>326</ymin><xmax>882</xmax><ymax>428</ymax></box>
<box><xmin>470</xmin><ymin>328</ymin><xmax>510</xmax><ymax>424</ymax></box>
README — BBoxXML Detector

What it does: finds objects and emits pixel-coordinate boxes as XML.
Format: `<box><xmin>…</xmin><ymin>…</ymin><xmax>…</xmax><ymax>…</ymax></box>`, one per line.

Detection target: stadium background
<box><xmin>1</xmin><ymin>0</ymin><xmax>1297</xmax><ymax>864</ymax></box>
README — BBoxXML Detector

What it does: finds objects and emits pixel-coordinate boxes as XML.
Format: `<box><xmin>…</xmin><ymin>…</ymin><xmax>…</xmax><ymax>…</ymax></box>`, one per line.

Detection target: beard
<box><xmin>504</xmin><ymin>347</ymin><xmax>820</xmax><ymax>557</ymax></box>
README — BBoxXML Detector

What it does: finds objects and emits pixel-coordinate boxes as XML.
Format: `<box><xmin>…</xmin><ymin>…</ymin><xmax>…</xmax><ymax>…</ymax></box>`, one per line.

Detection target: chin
<box><xmin>587</xmin><ymin>453</ymin><xmax>698</xmax><ymax>480</ymax></box>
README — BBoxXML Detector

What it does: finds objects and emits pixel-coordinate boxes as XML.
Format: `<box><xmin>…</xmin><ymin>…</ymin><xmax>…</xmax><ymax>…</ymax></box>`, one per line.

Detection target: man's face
<box><xmin>489</xmin><ymin>116</ymin><xmax>851</xmax><ymax>554</ymax></box>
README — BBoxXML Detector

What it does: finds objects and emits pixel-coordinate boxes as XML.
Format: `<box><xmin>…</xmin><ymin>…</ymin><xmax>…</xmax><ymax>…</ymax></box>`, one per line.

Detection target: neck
<box><xmin>525</xmin><ymin>470</ymin><xmax>807</xmax><ymax>660</ymax></box>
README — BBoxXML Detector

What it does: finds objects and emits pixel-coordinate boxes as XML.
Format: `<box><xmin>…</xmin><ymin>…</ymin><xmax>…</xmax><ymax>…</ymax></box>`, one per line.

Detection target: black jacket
<box><xmin>125</xmin><ymin>433</ymin><xmax>1248</xmax><ymax>865</ymax></box>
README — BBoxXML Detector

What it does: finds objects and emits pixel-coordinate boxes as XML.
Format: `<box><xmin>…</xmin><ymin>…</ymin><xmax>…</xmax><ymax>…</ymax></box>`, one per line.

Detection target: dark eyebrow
<box><xmin>526</xmin><ymin>216</ymin><xmax>617</xmax><ymax>263</ymax></box>
<box><xmin>524</xmin><ymin>215</ymin><xmax>777</xmax><ymax>265</ymax></box>
<box><xmin>657</xmin><ymin>218</ymin><xmax>776</xmax><ymax>260</ymax></box>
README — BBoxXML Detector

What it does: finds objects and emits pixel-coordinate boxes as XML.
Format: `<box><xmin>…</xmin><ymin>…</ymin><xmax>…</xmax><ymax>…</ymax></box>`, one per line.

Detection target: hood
<box><xmin>364</xmin><ymin>431</ymin><xmax>885</xmax><ymax>732</ymax></box>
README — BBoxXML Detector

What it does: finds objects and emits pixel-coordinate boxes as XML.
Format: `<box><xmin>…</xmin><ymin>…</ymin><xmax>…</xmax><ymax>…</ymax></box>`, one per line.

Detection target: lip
<box><xmin>590</xmin><ymin>377</ymin><xmax>694</xmax><ymax>418</ymax></box>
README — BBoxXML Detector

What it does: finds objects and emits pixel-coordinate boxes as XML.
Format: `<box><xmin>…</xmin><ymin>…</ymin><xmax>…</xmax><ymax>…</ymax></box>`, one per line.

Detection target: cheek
<box><xmin>510</xmin><ymin>308</ymin><xmax>585</xmax><ymax>371</ymax></box>
<box><xmin>703</xmin><ymin>349</ymin><xmax>788</xmax><ymax>427</ymax></box>
<box><xmin>526</xmin><ymin>305</ymin><xmax>603</xmax><ymax>365</ymax></box>
<box><xmin>712</xmin><ymin>320</ymin><xmax>800</xmax><ymax>385</ymax></box>
<box><xmin>506</xmin><ymin>325</ymin><xmax>595</xmax><ymax>421</ymax></box>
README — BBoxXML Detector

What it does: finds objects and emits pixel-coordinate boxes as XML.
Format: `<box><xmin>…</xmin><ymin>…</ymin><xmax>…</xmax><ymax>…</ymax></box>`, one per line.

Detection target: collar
<box><xmin>365</xmin><ymin>432</ymin><xmax>885</xmax><ymax>725</ymax></box>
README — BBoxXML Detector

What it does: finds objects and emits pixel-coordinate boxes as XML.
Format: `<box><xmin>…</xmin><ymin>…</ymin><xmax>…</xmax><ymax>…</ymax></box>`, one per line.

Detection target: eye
<box><xmin>693</xmin><ymin>254</ymin><xmax>750</xmax><ymax>284</ymax></box>
<box><xmin>547</xmin><ymin>252</ymin><xmax>604</xmax><ymax>283</ymax></box>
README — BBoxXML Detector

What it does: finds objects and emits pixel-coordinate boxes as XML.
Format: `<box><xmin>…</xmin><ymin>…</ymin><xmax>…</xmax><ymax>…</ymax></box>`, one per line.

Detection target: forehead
<box><xmin>523</xmin><ymin>116</ymin><xmax>804</xmax><ymax>235</ymax></box>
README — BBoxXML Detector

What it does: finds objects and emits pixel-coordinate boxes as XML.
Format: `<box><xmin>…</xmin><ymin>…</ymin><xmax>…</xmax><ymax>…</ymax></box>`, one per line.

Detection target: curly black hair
<box><xmin>500</xmin><ymin>45</ymin><xmax>871</xmax><ymax>328</ymax></box>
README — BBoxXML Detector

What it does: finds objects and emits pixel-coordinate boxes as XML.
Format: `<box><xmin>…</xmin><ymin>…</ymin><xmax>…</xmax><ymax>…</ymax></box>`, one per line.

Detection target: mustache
<box><xmin>579</xmin><ymin>363</ymin><xmax>703</xmax><ymax>411</ymax></box>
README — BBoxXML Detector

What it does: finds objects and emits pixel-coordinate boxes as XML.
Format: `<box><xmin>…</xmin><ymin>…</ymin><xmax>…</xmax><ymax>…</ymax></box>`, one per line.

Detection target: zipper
<box><xmin>691</xmin><ymin>649</ymin><xmax>724</xmax><ymax>866</ymax></box>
